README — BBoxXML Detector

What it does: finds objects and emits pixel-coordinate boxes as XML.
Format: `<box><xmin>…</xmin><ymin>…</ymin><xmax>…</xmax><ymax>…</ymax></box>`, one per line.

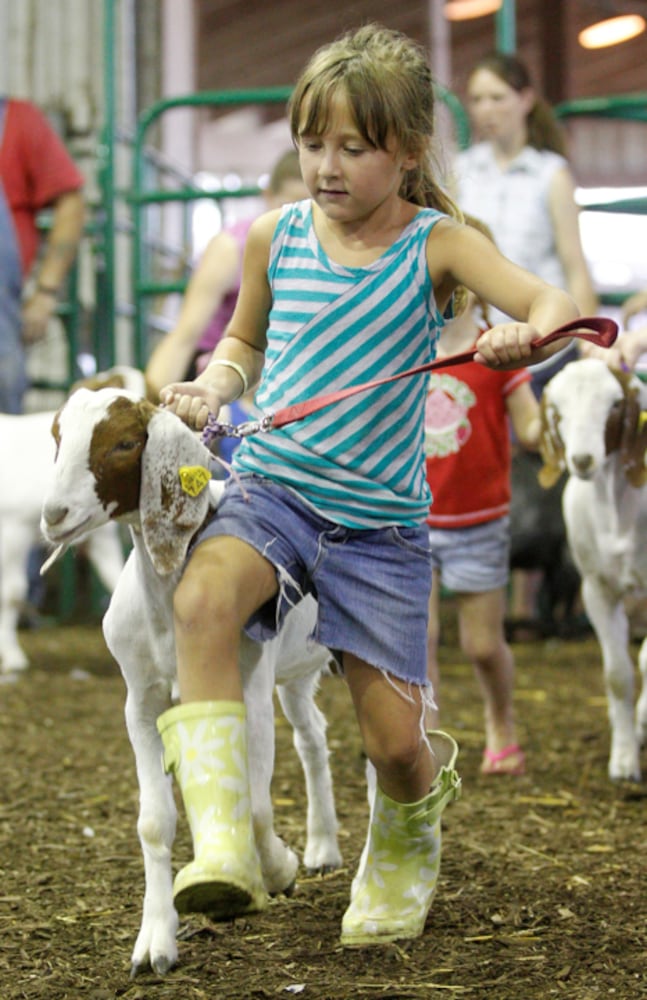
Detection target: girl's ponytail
<box><xmin>527</xmin><ymin>97</ymin><xmax>567</xmax><ymax>156</ymax></box>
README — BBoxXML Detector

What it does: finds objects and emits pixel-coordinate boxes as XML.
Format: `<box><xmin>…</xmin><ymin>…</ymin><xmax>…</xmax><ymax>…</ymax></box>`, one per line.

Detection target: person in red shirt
<box><xmin>424</xmin><ymin>220</ymin><xmax>540</xmax><ymax>775</ymax></box>
<box><xmin>0</xmin><ymin>96</ymin><xmax>85</xmax><ymax>413</ymax></box>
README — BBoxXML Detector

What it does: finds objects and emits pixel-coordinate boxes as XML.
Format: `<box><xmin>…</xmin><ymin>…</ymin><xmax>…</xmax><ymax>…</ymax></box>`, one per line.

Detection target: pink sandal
<box><xmin>481</xmin><ymin>744</ymin><xmax>526</xmax><ymax>776</ymax></box>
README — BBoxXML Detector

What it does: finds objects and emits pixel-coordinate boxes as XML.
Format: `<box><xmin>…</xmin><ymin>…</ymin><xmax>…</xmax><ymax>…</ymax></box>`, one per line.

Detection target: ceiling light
<box><xmin>444</xmin><ymin>1</ymin><xmax>502</xmax><ymax>21</ymax></box>
<box><xmin>578</xmin><ymin>13</ymin><xmax>646</xmax><ymax>48</ymax></box>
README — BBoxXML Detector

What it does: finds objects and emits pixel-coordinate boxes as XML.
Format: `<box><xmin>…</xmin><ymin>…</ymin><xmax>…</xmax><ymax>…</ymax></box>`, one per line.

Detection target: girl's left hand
<box><xmin>473</xmin><ymin>322</ymin><xmax>535</xmax><ymax>368</ymax></box>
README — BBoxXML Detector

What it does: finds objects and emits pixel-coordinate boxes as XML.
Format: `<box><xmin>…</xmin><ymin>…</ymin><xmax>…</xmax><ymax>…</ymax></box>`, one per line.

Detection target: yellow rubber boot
<box><xmin>341</xmin><ymin>731</ymin><xmax>461</xmax><ymax>946</ymax></box>
<box><xmin>157</xmin><ymin>700</ymin><xmax>268</xmax><ymax>918</ymax></box>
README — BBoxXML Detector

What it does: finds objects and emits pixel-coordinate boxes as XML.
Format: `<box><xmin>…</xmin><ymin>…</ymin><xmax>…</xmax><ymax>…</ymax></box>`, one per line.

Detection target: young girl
<box><xmin>424</xmin><ymin>219</ymin><xmax>540</xmax><ymax>776</ymax></box>
<box><xmin>159</xmin><ymin>24</ymin><xmax>579</xmax><ymax>947</ymax></box>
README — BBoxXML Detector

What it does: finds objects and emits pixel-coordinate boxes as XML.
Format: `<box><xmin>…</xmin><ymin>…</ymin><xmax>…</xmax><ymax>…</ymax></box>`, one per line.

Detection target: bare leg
<box><xmin>457</xmin><ymin>586</ymin><xmax>525</xmax><ymax>774</ymax></box>
<box><xmin>173</xmin><ymin>535</ymin><xmax>278</xmax><ymax>702</ymax></box>
<box><xmin>344</xmin><ymin>652</ymin><xmax>434</xmax><ymax>800</ymax></box>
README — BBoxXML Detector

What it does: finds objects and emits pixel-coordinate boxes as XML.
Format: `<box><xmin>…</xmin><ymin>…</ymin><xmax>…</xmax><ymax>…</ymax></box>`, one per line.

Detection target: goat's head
<box><xmin>41</xmin><ymin>387</ymin><xmax>214</xmax><ymax>575</ymax></box>
<box><xmin>538</xmin><ymin>358</ymin><xmax>647</xmax><ymax>489</ymax></box>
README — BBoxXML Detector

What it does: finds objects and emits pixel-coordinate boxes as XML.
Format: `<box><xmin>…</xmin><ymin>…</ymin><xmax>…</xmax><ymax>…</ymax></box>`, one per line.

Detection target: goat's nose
<box><xmin>42</xmin><ymin>503</ymin><xmax>69</xmax><ymax>527</ymax></box>
<box><xmin>572</xmin><ymin>453</ymin><xmax>594</xmax><ymax>475</ymax></box>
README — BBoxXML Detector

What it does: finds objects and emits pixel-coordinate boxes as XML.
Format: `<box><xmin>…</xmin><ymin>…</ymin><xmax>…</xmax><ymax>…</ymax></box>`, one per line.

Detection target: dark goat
<box><xmin>508</xmin><ymin>450</ymin><xmax>583</xmax><ymax>638</ymax></box>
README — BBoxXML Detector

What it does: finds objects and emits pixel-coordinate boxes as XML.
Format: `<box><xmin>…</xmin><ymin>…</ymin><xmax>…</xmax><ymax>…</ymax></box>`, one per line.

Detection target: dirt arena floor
<box><xmin>1</xmin><ymin>602</ymin><xmax>646</xmax><ymax>1000</ymax></box>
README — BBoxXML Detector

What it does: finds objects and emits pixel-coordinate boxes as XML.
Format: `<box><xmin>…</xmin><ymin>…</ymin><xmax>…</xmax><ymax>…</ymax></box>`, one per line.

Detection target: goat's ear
<box><xmin>537</xmin><ymin>395</ymin><xmax>564</xmax><ymax>488</ymax></box>
<box><xmin>614</xmin><ymin>371</ymin><xmax>647</xmax><ymax>488</ymax></box>
<box><xmin>140</xmin><ymin>410</ymin><xmax>212</xmax><ymax>575</ymax></box>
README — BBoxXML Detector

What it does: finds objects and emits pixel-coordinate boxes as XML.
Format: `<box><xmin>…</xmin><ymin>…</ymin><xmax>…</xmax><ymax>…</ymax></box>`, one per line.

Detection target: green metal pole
<box><xmin>132</xmin><ymin>89</ymin><xmax>294</xmax><ymax>368</ymax></box>
<box><xmin>555</xmin><ymin>92</ymin><xmax>647</xmax><ymax>123</ymax></box>
<box><xmin>436</xmin><ymin>83</ymin><xmax>470</xmax><ymax>149</ymax></box>
<box><xmin>495</xmin><ymin>0</ymin><xmax>516</xmax><ymax>53</ymax></box>
<box><xmin>96</xmin><ymin>0</ymin><xmax>117</xmax><ymax>368</ymax></box>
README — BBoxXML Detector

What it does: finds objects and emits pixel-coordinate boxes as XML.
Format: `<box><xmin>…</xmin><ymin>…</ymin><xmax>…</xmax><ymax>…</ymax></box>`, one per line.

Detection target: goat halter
<box><xmin>201</xmin><ymin>412</ymin><xmax>273</xmax><ymax>448</ymax></box>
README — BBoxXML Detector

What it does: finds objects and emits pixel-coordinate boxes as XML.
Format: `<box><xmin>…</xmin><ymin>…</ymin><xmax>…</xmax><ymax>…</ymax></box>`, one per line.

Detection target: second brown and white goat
<box><xmin>539</xmin><ymin>357</ymin><xmax>647</xmax><ymax>780</ymax></box>
<box><xmin>40</xmin><ymin>387</ymin><xmax>341</xmax><ymax>975</ymax></box>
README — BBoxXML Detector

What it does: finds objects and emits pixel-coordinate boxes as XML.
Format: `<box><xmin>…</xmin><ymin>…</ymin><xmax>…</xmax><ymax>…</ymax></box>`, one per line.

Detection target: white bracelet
<box><xmin>207</xmin><ymin>359</ymin><xmax>249</xmax><ymax>398</ymax></box>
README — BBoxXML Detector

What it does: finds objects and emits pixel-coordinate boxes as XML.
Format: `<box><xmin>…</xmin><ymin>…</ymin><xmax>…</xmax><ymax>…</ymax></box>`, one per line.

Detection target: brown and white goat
<box><xmin>0</xmin><ymin>365</ymin><xmax>147</xmax><ymax>672</ymax></box>
<box><xmin>40</xmin><ymin>387</ymin><xmax>341</xmax><ymax>975</ymax></box>
<box><xmin>539</xmin><ymin>358</ymin><xmax>647</xmax><ymax>780</ymax></box>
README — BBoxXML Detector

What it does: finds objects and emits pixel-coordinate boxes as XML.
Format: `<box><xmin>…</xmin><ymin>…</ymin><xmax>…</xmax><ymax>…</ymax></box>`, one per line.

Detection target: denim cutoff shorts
<box><xmin>196</xmin><ymin>474</ymin><xmax>432</xmax><ymax>685</ymax></box>
<box><xmin>428</xmin><ymin>515</ymin><xmax>510</xmax><ymax>594</ymax></box>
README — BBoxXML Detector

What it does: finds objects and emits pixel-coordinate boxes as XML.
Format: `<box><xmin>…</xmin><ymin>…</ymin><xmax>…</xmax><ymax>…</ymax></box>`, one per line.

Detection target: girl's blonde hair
<box><xmin>288</xmin><ymin>23</ymin><xmax>463</xmax><ymax>223</ymax></box>
<box><xmin>468</xmin><ymin>52</ymin><xmax>567</xmax><ymax>156</ymax></box>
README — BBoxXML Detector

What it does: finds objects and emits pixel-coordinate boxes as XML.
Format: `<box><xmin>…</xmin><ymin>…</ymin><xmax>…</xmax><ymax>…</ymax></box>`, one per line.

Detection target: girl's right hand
<box><xmin>159</xmin><ymin>380</ymin><xmax>225</xmax><ymax>431</ymax></box>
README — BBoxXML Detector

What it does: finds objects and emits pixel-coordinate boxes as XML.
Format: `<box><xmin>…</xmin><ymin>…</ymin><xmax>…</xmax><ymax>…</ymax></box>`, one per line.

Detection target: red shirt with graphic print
<box><xmin>425</xmin><ymin>353</ymin><xmax>530</xmax><ymax>528</ymax></box>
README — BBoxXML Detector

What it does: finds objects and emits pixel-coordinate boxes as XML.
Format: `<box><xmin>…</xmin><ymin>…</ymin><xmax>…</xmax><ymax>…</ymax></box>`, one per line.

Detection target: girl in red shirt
<box><xmin>425</xmin><ymin>221</ymin><xmax>540</xmax><ymax>775</ymax></box>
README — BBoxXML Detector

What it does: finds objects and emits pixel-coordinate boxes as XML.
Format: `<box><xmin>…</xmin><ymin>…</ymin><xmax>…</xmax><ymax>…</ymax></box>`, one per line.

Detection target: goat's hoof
<box><xmin>610</xmin><ymin>773</ymin><xmax>641</xmax><ymax>785</ymax></box>
<box><xmin>305</xmin><ymin>863</ymin><xmax>340</xmax><ymax>877</ymax></box>
<box><xmin>1</xmin><ymin>656</ymin><xmax>29</xmax><ymax>674</ymax></box>
<box><xmin>609</xmin><ymin>770</ymin><xmax>642</xmax><ymax>788</ymax></box>
<box><xmin>151</xmin><ymin>954</ymin><xmax>175</xmax><ymax>976</ymax></box>
<box><xmin>274</xmin><ymin>878</ymin><xmax>296</xmax><ymax>899</ymax></box>
<box><xmin>130</xmin><ymin>954</ymin><xmax>175</xmax><ymax>979</ymax></box>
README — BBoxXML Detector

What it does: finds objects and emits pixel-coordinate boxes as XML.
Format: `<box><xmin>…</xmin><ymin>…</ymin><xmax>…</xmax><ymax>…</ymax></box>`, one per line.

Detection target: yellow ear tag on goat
<box><xmin>178</xmin><ymin>465</ymin><xmax>211</xmax><ymax>497</ymax></box>
<box><xmin>639</xmin><ymin>411</ymin><xmax>647</xmax><ymax>432</ymax></box>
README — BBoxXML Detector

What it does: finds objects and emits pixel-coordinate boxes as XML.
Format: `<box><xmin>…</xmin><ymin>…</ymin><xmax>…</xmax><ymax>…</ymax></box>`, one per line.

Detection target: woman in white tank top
<box><xmin>454</xmin><ymin>52</ymin><xmax>597</xmax><ymax>327</ymax></box>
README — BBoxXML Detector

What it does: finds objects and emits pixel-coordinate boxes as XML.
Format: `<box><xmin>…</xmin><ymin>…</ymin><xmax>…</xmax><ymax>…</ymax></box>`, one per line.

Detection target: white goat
<box><xmin>40</xmin><ymin>387</ymin><xmax>342</xmax><ymax>975</ymax></box>
<box><xmin>539</xmin><ymin>358</ymin><xmax>647</xmax><ymax>780</ymax></box>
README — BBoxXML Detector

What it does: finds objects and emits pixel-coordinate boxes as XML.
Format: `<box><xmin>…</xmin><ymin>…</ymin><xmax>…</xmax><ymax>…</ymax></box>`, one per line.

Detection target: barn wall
<box><xmin>195</xmin><ymin>0</ymin><xmax>647</xmax><ymax>186</ymax></box>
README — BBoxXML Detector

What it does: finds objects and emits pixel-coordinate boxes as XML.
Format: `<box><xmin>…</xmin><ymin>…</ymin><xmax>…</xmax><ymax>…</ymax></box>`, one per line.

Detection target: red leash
<box><xmin>269</xmin><ymin>316</ymin><xmax>618</xmax><ymax>430</ymax></box>
<box><xmin>201</xmin><ymin>316</ymin><xmax>617</xmax><ymax>443</ymax></box>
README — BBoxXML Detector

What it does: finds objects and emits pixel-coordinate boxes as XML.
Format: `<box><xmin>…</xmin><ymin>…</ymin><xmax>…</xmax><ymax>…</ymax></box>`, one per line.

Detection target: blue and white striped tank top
<box><xmin>233</xmin><ymin>199</ymin><xmax>446</xmax><ymax>528</ymax></box>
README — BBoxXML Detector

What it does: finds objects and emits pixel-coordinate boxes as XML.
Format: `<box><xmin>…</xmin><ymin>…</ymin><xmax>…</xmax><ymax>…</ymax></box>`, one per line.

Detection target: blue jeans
<box><xmin>428</xmin><ymin>515</ymin><xmax>510</xmax><ymax>593</ymax></box>
<box><xmin>0</xmin><ymin>350</ymin><xmax>28</xmax><ymax>414</ymax></box>
<box><xmin>0</xmin><ymin>113</ymin><xmax>27</xmax><ymax>416</ymax></box>
<box><xmin>195</xmin><ymin>474</ymin><xmax>432</xmax><ymax>685</ymax></box>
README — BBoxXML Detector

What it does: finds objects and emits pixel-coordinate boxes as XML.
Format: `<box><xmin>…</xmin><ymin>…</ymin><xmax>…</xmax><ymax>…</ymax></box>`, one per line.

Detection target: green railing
<box><xmin>555</xmin><ymin>93</ymin><xmax>647</xmax><ymax>304</ymax></box>
<box><xmin>556</xmin><ymin>92</ymin><xmax>647</xmax><ymax>123</ymax></box>
<box><xmin>131</xmin><ymin>88</ymin><xmax>291</xmax><ymax>369</ymax></box>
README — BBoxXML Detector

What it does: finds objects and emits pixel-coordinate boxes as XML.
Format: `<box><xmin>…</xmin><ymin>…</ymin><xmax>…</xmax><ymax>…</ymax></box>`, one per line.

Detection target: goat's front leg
<box><xmin>240</xmin><ymin>640</ymin><xmax>299</xmax><ymax>894</ymax></box>
<box><xmin>124</xmin><ymin>680</ymin><xmax>178</xmax><ymax>975</ymax></box>
<box><xmin>277</xmin><ymin>676</ymin><xmax>342</xmax><ymax>873</ymax></box>
<box><xmin>582</xmin><ymin>577</ymin><xmax>640</xmax><ymax>781</ymax></box>
<box><xmin>0</xmin><ymin>520</ymin><xmax>33</xmax><ymax>672</ymax></box>
<box><xmin>636</xmin><ymin>636</ymin><xmax>647</xmax><ymax>750</ymax></box>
